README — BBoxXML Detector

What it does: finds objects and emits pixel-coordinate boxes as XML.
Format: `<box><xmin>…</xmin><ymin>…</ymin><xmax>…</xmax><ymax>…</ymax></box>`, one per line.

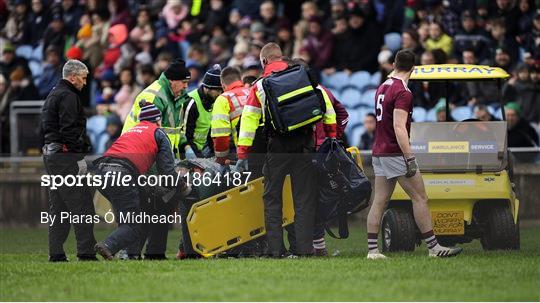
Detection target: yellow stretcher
<box><xmin>187</xmin><ymin>147</ymin><xmax>364</xmax><ymax>257</ymax></box>
<box><xmin>93</xmin><ymin>148</ymin><xmax>364</xmax><ymax>257</ymax></box>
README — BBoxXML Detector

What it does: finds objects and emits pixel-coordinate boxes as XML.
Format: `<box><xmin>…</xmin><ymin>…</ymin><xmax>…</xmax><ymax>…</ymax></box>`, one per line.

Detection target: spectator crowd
<box><xmin>0</xmin><ymin>0</ymin><xmax>539</xmax><ymax>154</ymax></box>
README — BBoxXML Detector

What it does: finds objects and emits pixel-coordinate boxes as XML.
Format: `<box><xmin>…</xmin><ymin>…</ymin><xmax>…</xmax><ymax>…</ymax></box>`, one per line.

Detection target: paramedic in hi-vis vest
<box><xmin>236</xmin><ymin>43</ymin><xmax>337</xmax><ymax>257</ymax></box>
<box><xmin>211</xmin><ymin>66</ymin><xmax>250</xmax><ymax>165</ymax></box>
<box><xmin>122</xmin><ymin>59</ymin><xmax>191</xmax><ymax>159</ymax></box>
<box><xmin>176</xmin><ymin>66</ymin><xmax>250</xmax><ymax>259</ymax></box>
<box><xmin>121</xmin><ymin>59</ymin><xmax>191</xmax><ymax>260</ymax></box>
<box><xmin>94</xmin><ymin>102</ymin><xmax>191</xmax><ymax>260</ymax></box>
<box><xmin>181</xmin><ymin>64</ymin><xmax>224</xmax><ymax>159</ymax></box>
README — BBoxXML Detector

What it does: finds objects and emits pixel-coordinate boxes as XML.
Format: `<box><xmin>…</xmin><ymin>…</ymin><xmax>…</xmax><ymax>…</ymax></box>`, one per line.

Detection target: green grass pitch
<box><xmin>1</xmin><ymin>223</ymin><xmax>539</xmax><ymax>301</ymax></box>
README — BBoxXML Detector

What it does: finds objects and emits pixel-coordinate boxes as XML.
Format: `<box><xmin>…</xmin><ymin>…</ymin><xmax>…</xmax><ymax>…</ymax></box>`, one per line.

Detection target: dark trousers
<box><xmin>287</xmin><ymin>190</ymin><xmax>329</xmax><ymax>248</ymax></box>
<box><xmin>248</xmin><ymin>127</ymin><xmax>267</xmax><ymax>180</ymax></box>
<box><xmin>44</xmin><ymin>154</ymin><xmax>96</xmax><ymax>257</ymax></box>
<box><xmin>96</xmin><ymin>166</ymin><xmax>142</xmax><ymax>254</ymax></box>
<box><xmin>313</xmin><ymin>198</ymin><xmax>329</xmax><ymax>240</ymax></box>
<box><xmin>262</xmin><ymin>130</ymin><xmax>317</xmax><ymax>256</ymax></box>
<box><xmin>127</xmin><ymin>190</ymin><xmax>177</xmax><ymax>257</ymax></box>
<box><xmin>178</xmin><ymin>197</ymin><xmax>197</xmax><ymax>256</ymax></box>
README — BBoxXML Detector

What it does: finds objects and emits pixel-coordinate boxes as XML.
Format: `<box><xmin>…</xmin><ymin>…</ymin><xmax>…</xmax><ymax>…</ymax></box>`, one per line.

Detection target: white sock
<box><xmin>367</xmin><ymin>233</ymin><xmax>379</xmax><ymax>253</ymax></box>
<box><xmin>313</xmin><ymin>237</ymin><xmax>326</xmax><ymax>250</ymax></box>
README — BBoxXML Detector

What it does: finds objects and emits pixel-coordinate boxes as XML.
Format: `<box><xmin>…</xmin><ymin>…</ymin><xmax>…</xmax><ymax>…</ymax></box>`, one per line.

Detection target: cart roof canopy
<box><xmin>410</xmin><ymin>64</ymin><xmax>510</xmax><ymax>81</ymax></box>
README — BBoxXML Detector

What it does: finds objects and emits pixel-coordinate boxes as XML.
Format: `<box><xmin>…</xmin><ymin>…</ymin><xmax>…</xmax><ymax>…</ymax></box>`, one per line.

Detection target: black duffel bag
<box><xmin>314</xmin><ymin>138</ymin><xmax>372</xmax><ymax>238</ymax></box>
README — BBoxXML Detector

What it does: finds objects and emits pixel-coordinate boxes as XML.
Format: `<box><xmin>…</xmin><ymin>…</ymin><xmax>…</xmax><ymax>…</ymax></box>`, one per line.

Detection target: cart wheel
<box><xmin>481</xmin><ymin>205</ymin><xmax>520</xmax><ymax>250</ymax></box>
<box><xmin>381</xmin><ymin>207</ymin><xmax>416</xmax><ymax>252</ymax></box>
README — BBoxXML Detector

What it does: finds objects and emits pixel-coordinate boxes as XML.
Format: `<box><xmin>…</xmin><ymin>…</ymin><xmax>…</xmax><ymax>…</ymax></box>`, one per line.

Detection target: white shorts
<box><xmin>372</xmin><ymin>156</ymin><xmax>412</xmax><ymax>179</ymax></box>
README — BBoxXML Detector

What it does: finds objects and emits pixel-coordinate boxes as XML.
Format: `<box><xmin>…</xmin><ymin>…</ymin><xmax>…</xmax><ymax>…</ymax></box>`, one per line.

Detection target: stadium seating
<box><xmin>326</xmin><ymin>87</ymin><xmax>341</xmax><ymax>102</ymax></box>
<box><xmin>425</xmin><ymin>107</ymin><xmax>437</xmax><ymax>122</ymax></box>
<box><xmin>346</xmin><ymin>107</ymin><xmax>363</xmax><ymax>127</ymax></box>
<box><xmin>493</xmin><ymin>108</ymin><xmax>504</xmax><ymax>120</ymax></box>
<box><xmin>16</xmin><ymin>44</ymin><xmax>44</xmax><ymax>84</ymax></box>
<box><xmin>349</xmin><ymin>71</ymin><xmax>370</xmax><ymax>91</ymax></box>
<box><xmin>86</xmin><ymin>115</ymin><xmax>108</xmax><ymax>154</ymax></box>
<box><xmin>95</xmin><ymin>133</ymin><xmax>110</xmax><ymax>154</ymax></box>
<box><xmin>341</xmin><ymin>87</ymin><xmax>362</xmax><ymax>109</ymax></box>
<box><xmin>412</xmin><ymin>106</ymin><xmax>427</xmax><ymax>122</ymax></box>
<box><xmin>370</xmin><ymin>71</ymin><xmax>382</xmax><ymax>86</ymax></box>
<box><xmin>361</xmin><ymin>89</ymin><xmax>377</xmax><ymax>108</ymax></box>
<box><xmin>452</xmin><ymin>106</ymin><xmax>473</xmax><ymax>121</ymax></box>
<box><xmin>28</xmin><ymin>61</ymin><xmax>43</xmax><ymax>85</ymax></box>
<box><xmin>347</xmin><ymin>123</ymin><xmax>365</xmax><ymax>148</ymax></box>
<box><xmin>384</xmin><ymin>32</ymin><xmax>402</xmax><ymax>53</ymax></box>
<box><xmin>325</xmin><ymin>71</ymin><xmax>350</xmax><ymax>91</ymax></box>
<box><xmin>359</xmin><ymin>106</ymin><xmax>375</xmax><ymax>117</ymax></box>
<box><xmin>490</xmin><ymin>105</ymin><xmax>505</xmax><ymax>120</ymax></box>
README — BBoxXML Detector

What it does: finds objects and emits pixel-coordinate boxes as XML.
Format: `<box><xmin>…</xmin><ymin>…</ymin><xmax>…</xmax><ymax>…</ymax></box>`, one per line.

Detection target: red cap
<box><xmin>66</xmin><ymin>46</ymin><xmax>83</xmax><ymax>60</ymax></box>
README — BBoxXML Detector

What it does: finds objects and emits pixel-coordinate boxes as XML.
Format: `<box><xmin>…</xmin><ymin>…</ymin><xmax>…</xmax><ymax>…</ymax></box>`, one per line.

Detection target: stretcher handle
<box><xmin>346</xmin><ymin>146</ymin><xmax>364</xmax><ymax>170</ymax></box>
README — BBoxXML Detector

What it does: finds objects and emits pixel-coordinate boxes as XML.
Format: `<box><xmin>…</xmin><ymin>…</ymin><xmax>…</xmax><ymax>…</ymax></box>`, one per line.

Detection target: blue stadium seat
<box><xmin>341</xmin><ymin>87</ymin><xmax>362</xmax><ymax>108</ymax></box>
<box><xmin>352</xmin><ymin>103</ymin><xmax>374</xmax><ymax>111</ymax></box>
<box><xmin>325</xmin><ymin>71</ymin><xmax>349</xmax><ymax>91</ymax></box>
<box><xmin>412</xmin><ymin>107</ymin><xmax>427</xmax><ymax>122</ymax></box>
<box><xmin>86</xmin><ymin>115</ymin><xmax>108</xmax><ymax>154</ymax></box>
<box><xmin>493</xmin><ymin>108</ymin><xmax>503</xmax><ymax>120</ymax></box>
<box><xmin>360</xmin><ymin>84</ymin><xmax>379</xmax><ymax>94</ymax></box>
<box><xmin>349</xmin><ymin>71</ymin><xmax>370</xmax><ymax>91</ymax></box>
<box><xmin>15</xmin><ymin>45</ymin><xmax>33</xmax><ymax>60</ymax></box>
<box><xmin>425</xmin><ymin>107</ymin><xmax>437</xmax><ymax>121</ymax></box>
<box><xmin>95</xmin><ymin>132</ymin><xmax>111</xmax><ymax>154</ymax></box>
<box><xmin>326</xmin><ymin>87</ymin><xmax>341</xmax><ymax>102</ymax></box>
<box><xmin>452</xmin><ymin>106</ymin><xmax>473</xmax><ymax>121</ymax></box>
<box><xmin>29</xmin><ymin>61</ymin><xmax>43</xmax><ymax>85</ymax></box>
<box><xmin>490</xmin><ymin>105</ymin><xmax>505</xmax><ymax>120</ymax></box>
<box><xmin>16</xmin><ymin>44</ymin><xmax>43</xmax><ymax>61</ymax></box>
<box><xmin>487</xmin><ymin>105</ymin><xmax>496</xmax><ymax>116</ymax></box>
<box><xmin>384</xmin><ymin>32</ymin><xmax>402</xmax><ymax>53</ymax></box>
<box><xmin>346</xmin><ymin>107</ymin><xmax>363</xmax><ymax>127</ymax></box>
<box><xmin>370</xmin><ymin>71</ymin><xmax>382</xmax><ymax>86</ymax></box>
<box><xmin>358</xmin><ymin>107</ymin><xmax>374</xmax><ymax>119</ymax></box>
<box><xmin>320</xmin><ymin>72</ymin><xmax>331</xmax><ymax>86</ymax></box>
<box><xmin>346</xmin><ymin>108</ymin><xmax>374</xmax><ymax>134</ymax></box>
<box><xmin>346</xmin><ymin>123</ymin><xmax>365</xmax><ymax>148</ymax></box>
<box><xmin>361</xmin><ymin>89</ymin><xmax>377</xmax><ymax>108</ymax></box>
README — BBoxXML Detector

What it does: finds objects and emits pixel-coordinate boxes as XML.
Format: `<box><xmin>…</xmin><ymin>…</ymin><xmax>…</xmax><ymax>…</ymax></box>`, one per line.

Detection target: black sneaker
<box><xmin>95</xmin><ymin>243</ymin><xmax>114</xmax><ymax>261</ymax></box>
<box><xmin>49</xmin><ymin>254</ymin><xmax>68</xmax><ymax>262</ymax></box>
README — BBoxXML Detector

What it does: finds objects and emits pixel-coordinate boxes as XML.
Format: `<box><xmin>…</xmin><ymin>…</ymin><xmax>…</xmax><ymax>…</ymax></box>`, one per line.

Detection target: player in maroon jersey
<box><xmin>366</xmin><ymin>50</ymin><xmax>463</xmax><ymax>259</ymax></box>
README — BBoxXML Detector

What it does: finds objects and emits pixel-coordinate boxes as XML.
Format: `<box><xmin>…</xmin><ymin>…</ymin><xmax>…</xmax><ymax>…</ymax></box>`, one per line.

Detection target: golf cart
<box><xmin>382</xmin><ymin>64</ymin><xmax>520</xmax><ymax>252</ymax></box>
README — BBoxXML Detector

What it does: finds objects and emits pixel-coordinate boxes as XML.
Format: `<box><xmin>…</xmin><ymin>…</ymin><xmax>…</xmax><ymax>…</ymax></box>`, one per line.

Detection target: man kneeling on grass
<box><xmin>93</xmin><ymin>101</ymin><xmax>191</xmax><ymax>260</ymax></box>
<box><xmin>366</xmin><ymin>50</ymin><xmax>463</xmax><ymax>259</ymax></box>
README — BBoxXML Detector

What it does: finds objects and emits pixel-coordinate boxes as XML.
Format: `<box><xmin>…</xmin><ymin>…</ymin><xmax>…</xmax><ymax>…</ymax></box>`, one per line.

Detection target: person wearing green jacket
<box><xmin>121</xmin><ymin>59</ymin><xmax>190</xmax><ymax>260</ymax></box>
<box><xmin>123</xmin><ymin>59</ymin><xmax>191</xmax><ymax>159</ymax></box>
<box><xmin>181</xmin><ymin>64</ymin><xmax>224</xmax><ymax>159</ymax></box>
